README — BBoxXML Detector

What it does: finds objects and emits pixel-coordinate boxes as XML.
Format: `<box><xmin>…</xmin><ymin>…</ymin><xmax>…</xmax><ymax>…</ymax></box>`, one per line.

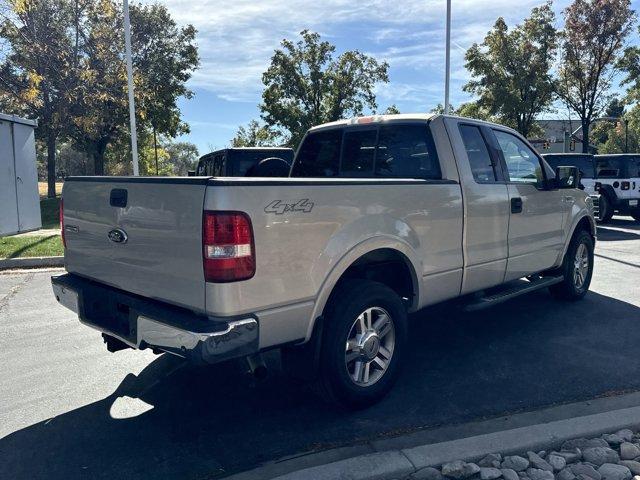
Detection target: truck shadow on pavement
<box><xmin>2</xmin><ymin>291</ymin><xmax>640</xmax><ymax>480</ymax></box>
<box><xmin>596</xmin><ymin>226</ymin><xmax>640</xmax><ymax>241</ymax></box>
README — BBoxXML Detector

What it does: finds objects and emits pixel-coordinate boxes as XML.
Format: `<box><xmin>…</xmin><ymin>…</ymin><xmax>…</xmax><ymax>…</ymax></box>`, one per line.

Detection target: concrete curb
<box><xmin>252</xmin><ymin>406</ymin><xmax>640</xmax><ymax>480</ymax></box>
<box><xmin>0</xmin><ymin>256</ymin><xmax>63</xmax><ymax>270</ymax></box>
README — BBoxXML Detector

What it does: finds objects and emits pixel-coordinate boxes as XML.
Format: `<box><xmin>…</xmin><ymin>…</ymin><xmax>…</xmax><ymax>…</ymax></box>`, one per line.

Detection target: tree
<box><xmin>71</xmin><ymin>0</ymin><xmax>198</xmax><ymax>175</ymax></box>
<box><xmin>556</xmin><ymin>0</ymin><xmax>635</xmax><ymax>153</ymax></box>
<box><xmin>163</xmin><ymin>140</ymin><xmax>199</xmax><ymax>175</ymax></box>
<box><xmin>0</xmin><ymin>0</ymin><xmax>80</xmax><ymax>197</ymax></box>
<box><xmin>231</xmin><ymin>119</ymin><xmax>279</xmax><ymax>147</ymax></box>
<box><xmin>463</xmin><ymin>2</ymin><xmax>557</xmax><ymax>137</ymax></box>
<box><xmin>260</xmin><ymin>30</ymin><xmax>389</xmax><ymax>148</ymax></box>
<box><xmin>129</xmin><ymin>3</ymin><xmax>198</xmax><ymax>166</ymax></box>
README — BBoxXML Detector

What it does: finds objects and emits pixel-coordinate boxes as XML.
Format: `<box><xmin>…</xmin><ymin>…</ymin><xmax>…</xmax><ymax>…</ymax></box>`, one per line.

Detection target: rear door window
<box><xmin>459</xmin><ymin>125</ymin><xmax>497</xmax><ymax>182</ymax></box>
<box><xmin>291</xmin><ymin>129</ymin><xmax>343</xmax><ymax>177</ymax></box>
<box><xmin>375</xmin><ymin>124</ymin><xmax>441</xmax><ymax>179</ymax></box>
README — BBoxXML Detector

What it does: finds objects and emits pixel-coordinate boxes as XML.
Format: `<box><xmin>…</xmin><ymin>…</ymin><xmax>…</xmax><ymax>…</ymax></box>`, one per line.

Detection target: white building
<box><xmin>0</xmin><ymin>113</ymin><xmax>41</xmax><ymax>236</ymax></box>
<box><xmin>529</xmin><ymin>119</ymin><xmax>585</xmax><ymax>154</ymax></box>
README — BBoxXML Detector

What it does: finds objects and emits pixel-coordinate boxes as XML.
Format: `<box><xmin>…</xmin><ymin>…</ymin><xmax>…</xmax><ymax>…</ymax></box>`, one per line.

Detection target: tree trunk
<box><xmin>47</xmin><ymin>132</ymin><xmax>57</xmax><ymax>198</ymax></box>
<box><xmin>582</xmin><ymin>120</ymin><xmax>590</xmax><ymax>153</ymax></box>
<box><xmin>92</xmin><ymin>138</ymin><xmax>109</xmax><ymax>175</ymax></box>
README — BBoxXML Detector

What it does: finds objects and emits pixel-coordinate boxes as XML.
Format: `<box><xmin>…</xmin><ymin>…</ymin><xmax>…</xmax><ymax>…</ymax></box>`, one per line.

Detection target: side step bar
<box><xmin>463</xmin><ymin>275</ymin><xmax>564</xmax><ymax>312</ymax></box>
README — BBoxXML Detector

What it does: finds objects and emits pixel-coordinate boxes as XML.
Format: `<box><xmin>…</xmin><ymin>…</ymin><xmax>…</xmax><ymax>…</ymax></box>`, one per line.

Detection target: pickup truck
<box><xmin>52</xmin><ymin>114</ymin><xmax>596</xmax><ymax>408</ymax></box>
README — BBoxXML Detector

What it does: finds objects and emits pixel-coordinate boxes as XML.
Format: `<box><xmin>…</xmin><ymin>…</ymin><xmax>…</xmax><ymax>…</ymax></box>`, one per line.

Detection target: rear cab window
<box><xmin>291</xmin><ymin>122</ymin><xmax>441</xmax><ymax>179</ymax></box>
<box><xmin>596</xmin><ymin>156</ymin><xmax>640</xmax><ymax>178</ymax></box>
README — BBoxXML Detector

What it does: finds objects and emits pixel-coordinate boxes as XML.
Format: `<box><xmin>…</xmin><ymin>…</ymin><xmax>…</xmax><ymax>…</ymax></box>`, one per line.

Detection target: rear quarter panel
<box><xmin>203</xmin><ymin>179</ymin><xmax>463</xmax><ymax>347</ymax></box>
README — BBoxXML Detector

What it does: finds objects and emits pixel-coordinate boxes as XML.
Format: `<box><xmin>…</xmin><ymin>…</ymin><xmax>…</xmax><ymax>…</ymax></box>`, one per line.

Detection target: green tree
<box><xmin>129</xmin><ymin>3</ymin><xmax>198</xmax><ymax>165</ymax></box>
<box><xmin>463</xmin><ymin>2</ymin><xmax>557</xmax><ymax>137</ymax></box>
<box><xmin>0</xmin><ymin>0</ymin><xmax>80</xmax><ymax>197</ymax></box>
<box><xmin>556</xmin><ymin>0</ymin><xmax>635</xmax><ymax>153</ymax></box>
<box><xmin>231</xmin><ymin>120</ymin><xmax>279</xmax><ymax>147</ymax></box>
<box><xmin>260</xmin><ymin>30</ymin><xmax>389</xmax><ymax>148</ymax></box>
<box><xmin>163</xmin><ymin>140</ymin><xmax>199</xmax><ymax>175</ymax></box>
<box><xmin>71</xmin><ymin>0</ymin><xmax>198</xmax><ymax>175</ymax></box>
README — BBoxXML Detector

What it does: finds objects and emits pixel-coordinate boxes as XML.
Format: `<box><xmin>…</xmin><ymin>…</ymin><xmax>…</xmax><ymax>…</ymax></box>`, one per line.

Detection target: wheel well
<box><xmin>330</xmin><ymin>248</ymin><xmax>417</xmax><ymax>311</ymax></box>
<box><xmin>575</xmin><ymin>215</ymin><xmax>595</xmax><ymax>239</ymax></box>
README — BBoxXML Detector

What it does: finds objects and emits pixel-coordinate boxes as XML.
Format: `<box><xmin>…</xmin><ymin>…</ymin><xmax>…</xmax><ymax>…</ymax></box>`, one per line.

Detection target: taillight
<box><xmin>622</xmin><ymin>181</ymin><xmax>630</xmax><ymax>190</ymax></box>
<box><xmin>203</xmin><ymin>211</ymin><xmax>255</xmax><ymax>282</ymax></box>
<box><xmin>59</xmin><ymin>198</ymin><xmax>66</xmax><ymax>248</ymax></box>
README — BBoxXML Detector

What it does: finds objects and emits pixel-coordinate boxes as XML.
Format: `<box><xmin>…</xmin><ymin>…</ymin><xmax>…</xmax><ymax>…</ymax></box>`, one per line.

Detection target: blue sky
<box><xmin>154</xmin><ymin>0</ymin><xmax>639</xmax><ymax>155</ymax></box>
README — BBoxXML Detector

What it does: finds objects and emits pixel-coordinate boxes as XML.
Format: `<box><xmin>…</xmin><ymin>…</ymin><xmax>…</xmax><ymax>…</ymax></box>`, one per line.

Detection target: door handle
<box><xmin>511</xmin><ymin>197</ymin><xmax>523</xmax><ymax>214</ymax></box>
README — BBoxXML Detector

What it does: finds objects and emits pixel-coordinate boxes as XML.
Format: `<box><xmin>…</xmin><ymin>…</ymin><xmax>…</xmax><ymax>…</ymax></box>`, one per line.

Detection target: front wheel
<box><xmin>317</xmin><ymin>279</ymin><xmax>407</xmax><ymax>409</ymax></box>
<box><xmin>549</xmin><ymin>230</ymin><xmax>594</xmax><ymax>301</ymax></box>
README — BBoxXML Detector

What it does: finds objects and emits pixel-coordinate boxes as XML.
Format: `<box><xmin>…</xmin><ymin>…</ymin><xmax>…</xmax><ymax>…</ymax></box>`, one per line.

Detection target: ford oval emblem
<box><xmin>108</xmin><ymin>228</ymin><xmax>128</xmax><ymax>244</ymax></box>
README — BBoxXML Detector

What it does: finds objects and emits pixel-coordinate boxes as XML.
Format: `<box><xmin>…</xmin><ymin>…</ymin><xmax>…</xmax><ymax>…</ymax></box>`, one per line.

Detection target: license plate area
<box><xmin>81</xmin><ymin>283</ymin><xmax>138</xmax><ymax>343</ymax></box>
<box><xmin>630</xmin><ymin>199</ymin><xmax>638</xmax><ymax>207</ymax></box>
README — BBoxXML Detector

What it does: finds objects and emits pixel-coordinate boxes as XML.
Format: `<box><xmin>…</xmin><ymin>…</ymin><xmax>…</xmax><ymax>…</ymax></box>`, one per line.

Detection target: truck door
<box><xmin>449</xmin><ymin>120</ymin><xmax>510</xmax><ymax>294</ymax></box>
<box><xmin>490</xmin><ymin>128</ymin><xmax>565</xmax><ymax>281</ymax></box>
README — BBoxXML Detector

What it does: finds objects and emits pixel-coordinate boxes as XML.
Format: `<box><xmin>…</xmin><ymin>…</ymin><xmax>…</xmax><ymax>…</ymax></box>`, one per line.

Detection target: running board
<box><xmin>462</xmin><ymin>275</ymin><xmax>564</xmax><ymax>312</ymax></box>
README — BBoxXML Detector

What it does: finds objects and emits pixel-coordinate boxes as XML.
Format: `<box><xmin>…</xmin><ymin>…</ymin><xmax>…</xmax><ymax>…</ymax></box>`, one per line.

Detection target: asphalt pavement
<box><xmin>1</xmin><ymin>218</ymin><xmax>639</xmax><ymax>479</ymax></box>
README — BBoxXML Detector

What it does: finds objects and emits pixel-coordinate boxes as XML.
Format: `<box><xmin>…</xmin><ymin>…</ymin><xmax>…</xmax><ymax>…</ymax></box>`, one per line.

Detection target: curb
<box><xmin>232</xmin><ymin>405</ymin><xmax>640</xmax><ymax>480</ymax></box>
<box><xmin>0</xmin><ymin>256</ymin><xmax>64</xmax><ymax>270</ymax></box>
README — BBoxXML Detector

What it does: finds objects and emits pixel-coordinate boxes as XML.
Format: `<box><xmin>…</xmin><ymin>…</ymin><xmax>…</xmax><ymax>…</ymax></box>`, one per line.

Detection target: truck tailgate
<box><xmin>62</xmin><ymin>177</ymin><xmax>208</xmax><ymax>312</ymax></box>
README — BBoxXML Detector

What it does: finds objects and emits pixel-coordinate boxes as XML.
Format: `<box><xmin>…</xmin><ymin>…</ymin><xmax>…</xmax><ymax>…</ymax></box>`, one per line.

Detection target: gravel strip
<box><xmin>408</xmin><ymin>429</ymin><xmax>640</xmax><ymax>480</ymax></box>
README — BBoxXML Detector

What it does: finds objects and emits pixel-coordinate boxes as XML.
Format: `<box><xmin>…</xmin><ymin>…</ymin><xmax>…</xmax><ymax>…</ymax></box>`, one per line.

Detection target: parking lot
<box><xmin>1</xmin><ymin>218</ymin><xmax>639</xmax><ymax>480</ymax></box>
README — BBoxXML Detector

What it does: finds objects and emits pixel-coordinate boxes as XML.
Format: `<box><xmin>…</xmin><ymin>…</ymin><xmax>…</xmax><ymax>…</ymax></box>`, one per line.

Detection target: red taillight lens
<box><xmin>203</xmin><ymin>211</ymin><xmax>255</xmax><ymax>282</ymax></box>
<box><xmin>59</xmin><ymin>198</ymin><xmax>66</xmax><ymax>248</ymax></box>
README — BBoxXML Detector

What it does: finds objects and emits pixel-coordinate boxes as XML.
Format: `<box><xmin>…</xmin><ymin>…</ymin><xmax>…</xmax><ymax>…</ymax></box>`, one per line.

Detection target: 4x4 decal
<box><xmin>264</xmin><ymin>199</ymin><xmax>314</xmax><ymax>215</ymax></box>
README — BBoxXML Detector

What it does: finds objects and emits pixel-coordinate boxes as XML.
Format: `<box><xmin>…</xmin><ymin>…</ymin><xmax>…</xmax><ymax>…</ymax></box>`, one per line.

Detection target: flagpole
<box><xmin>444</xmin><ymin>0</ymin><xmax>451</xmax><ymax>115</ymax></box>
<box><xmin>123</xmin><ymin>0</ymin><xmax>139</xmax><ymax>175</ymax></box>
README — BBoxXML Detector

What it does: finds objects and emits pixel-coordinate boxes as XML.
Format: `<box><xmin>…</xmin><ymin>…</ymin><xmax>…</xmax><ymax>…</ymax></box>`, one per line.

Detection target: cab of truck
<box><xmin>194</xmin><ymin>147</ymin><xmax>294</xmax><ymax>177</ymax></box>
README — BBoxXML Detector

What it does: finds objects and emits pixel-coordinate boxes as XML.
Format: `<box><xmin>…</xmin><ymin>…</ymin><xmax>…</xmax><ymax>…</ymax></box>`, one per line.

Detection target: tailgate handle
<box><xmin>110</xmin><ymin>189</ymin><xmax>128</xmax><ymax>208</ymax></box>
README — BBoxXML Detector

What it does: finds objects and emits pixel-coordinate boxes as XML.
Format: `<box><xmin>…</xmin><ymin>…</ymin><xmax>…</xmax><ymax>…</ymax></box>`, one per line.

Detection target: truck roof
<box><xmin>309</xmin><ymin>113</ymin><xmax>436</xmax><ymax>131</ymax></box>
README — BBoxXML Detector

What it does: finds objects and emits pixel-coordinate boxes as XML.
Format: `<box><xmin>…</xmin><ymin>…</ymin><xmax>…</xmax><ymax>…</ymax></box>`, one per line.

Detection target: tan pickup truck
<box><xmin>52</xmin><ymin>114</ymin><xmax>596</xmax><ymax>408</ymax></box>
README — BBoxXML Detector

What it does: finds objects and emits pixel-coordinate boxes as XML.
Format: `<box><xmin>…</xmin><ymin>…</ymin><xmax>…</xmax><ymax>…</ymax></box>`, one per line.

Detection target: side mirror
<box><xmin>555</xmin><ymin>166</ymin><xmax>580</xmax><ymax>189</ymax></box>
<box><xmin>187</xmin><ymin>170</ymin><xmax>196</xmax><ymax>177</ymax></box>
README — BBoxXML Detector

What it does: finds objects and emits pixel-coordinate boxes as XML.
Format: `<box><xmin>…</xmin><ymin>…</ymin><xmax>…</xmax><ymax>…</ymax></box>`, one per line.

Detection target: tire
<box><xmin>549</xmin><ymin>230</ymin><xmax>594</xmax><ymax>301</ymax></box>
<box><xmin>597</xmin><ymin>194</ymin><xmax>613</xmax><ymax>223</ymax></box>
<box><xmin>316</xmin><ymin>279</ymin><xmax>407</xmax><ymax>409</ymax></box>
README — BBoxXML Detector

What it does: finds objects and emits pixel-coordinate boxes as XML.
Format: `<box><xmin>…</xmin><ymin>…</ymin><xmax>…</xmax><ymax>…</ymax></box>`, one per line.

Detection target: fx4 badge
<box><xmin>265</xmin><ymin>199</ymin><xmax>314</xmax><ymax>215</ymax></box>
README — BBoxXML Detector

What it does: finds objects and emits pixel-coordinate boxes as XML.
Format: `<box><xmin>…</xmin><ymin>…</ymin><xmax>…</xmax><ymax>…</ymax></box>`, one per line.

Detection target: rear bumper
<box><xmin>51</xmin><ymin>273</ymin><xmax>259</xmax><ymax>364</ymax></box>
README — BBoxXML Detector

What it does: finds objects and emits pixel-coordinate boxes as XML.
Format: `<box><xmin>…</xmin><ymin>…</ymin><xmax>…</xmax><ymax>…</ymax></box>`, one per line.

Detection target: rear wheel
<box><xmin>597</xmin><ymin>195</ymin><xmax>613</xmax><ymax>223</ymax></box>
<box><xmin>317</xmin><ymin>279</ymin><xmax>407</xmax><ymax>409</ymax></box>
<box><xmin>549</xmin><ymin>230</ymin><xmax>594</xmax><ymax>301</ymax></box>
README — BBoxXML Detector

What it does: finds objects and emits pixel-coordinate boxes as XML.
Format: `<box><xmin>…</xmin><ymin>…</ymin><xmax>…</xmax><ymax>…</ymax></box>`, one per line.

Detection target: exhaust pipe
<box><xmin>246</xmin><ymin>353</ymin><xmax>268</xmax><ymax>380</ymax></box>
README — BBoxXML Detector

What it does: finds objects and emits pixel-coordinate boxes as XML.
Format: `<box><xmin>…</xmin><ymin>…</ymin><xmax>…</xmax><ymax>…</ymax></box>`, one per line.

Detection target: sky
<box><xmin>152</xmin><ymin>0</ymin><xmax>639</xmax><ymax>155</ymax></box>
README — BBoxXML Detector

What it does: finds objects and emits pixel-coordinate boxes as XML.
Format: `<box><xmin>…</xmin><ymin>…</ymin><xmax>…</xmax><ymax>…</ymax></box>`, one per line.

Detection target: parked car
<box><xmin>52</xmin><ymin>114</ymin><xmax>596</xmax><ymax>408</ymax></box>
<box><xmin>542</xmin><ymin>153</ymin><xmax>601</xmax><ymax>220</ymax></box>
<box><xmin>194</xmin><ymin>147</ymin><xmax>294</xmax><ymax>177</ymax></box>
<box><xmin>594</xmin><ymin>154</ymin><xmax>640</xmax><ymax>222</ymax></box>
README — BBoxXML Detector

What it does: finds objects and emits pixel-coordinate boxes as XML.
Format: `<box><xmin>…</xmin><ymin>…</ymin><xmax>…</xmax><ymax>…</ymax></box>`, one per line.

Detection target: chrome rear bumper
<box><xmin>51</xmin><ymin>274</ymin><xmax>258</xmax><ymax>364</ymax></box>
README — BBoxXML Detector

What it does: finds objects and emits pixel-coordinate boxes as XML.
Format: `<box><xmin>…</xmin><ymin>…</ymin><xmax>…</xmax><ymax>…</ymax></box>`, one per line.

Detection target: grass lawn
<box><xmin>40</xmin><ymin>197</ymin><xmax>61</xmax><ymax>229</ymax></box>
<box><xmin>0</xmin><ymin>235</ymin><xmax>63</xmax><ymax>259</ymax></box>
<box><xmin>38</xmin><ymin>181</ymin><xmax>63</xmax><ymax>198</ymax></box>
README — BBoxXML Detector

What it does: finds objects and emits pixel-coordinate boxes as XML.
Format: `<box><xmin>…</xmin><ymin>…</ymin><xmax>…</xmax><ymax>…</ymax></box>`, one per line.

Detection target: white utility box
<box><xmin>0</xmin><ymin>113</ymin><xmax>41</xmax><ymax>236</ymax></box>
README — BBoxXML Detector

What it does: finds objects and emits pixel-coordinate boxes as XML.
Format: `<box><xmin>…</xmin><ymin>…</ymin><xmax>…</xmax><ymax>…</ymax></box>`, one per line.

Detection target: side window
<box><xmin>493</xmin><ymin>130</ymin><xmax>544</xmax><ymax>187</ymax></box>
<box><xmin>291</xmin><ymin>129</ymin><xmax>342</xmax><ymax>177</ymax></box>
<box><xmin>340</xmin><ymin>129</ymin><xmax>376</xmax><ymax>176</ymax></box>
<box><xmin>375</xmin><ymin>124</ymin><xmax>441</xmax><ymax>179</ymax></box>
<box><xmin>459</xmin><ymin>125</ymin><xmax>497</xmax><ymax>182</ymax></box>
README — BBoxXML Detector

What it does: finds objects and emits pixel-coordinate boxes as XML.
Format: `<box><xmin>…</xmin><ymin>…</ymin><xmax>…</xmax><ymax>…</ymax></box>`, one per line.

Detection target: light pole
<box><xmin>123</xmin><ymin>0</ymin><xmax>139</xmax><ymax>176</ymax></box>
<box><xmin>444</xmin><ymin>0</ymin><xmax>451</xmax><ymax>115</ymax></box>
